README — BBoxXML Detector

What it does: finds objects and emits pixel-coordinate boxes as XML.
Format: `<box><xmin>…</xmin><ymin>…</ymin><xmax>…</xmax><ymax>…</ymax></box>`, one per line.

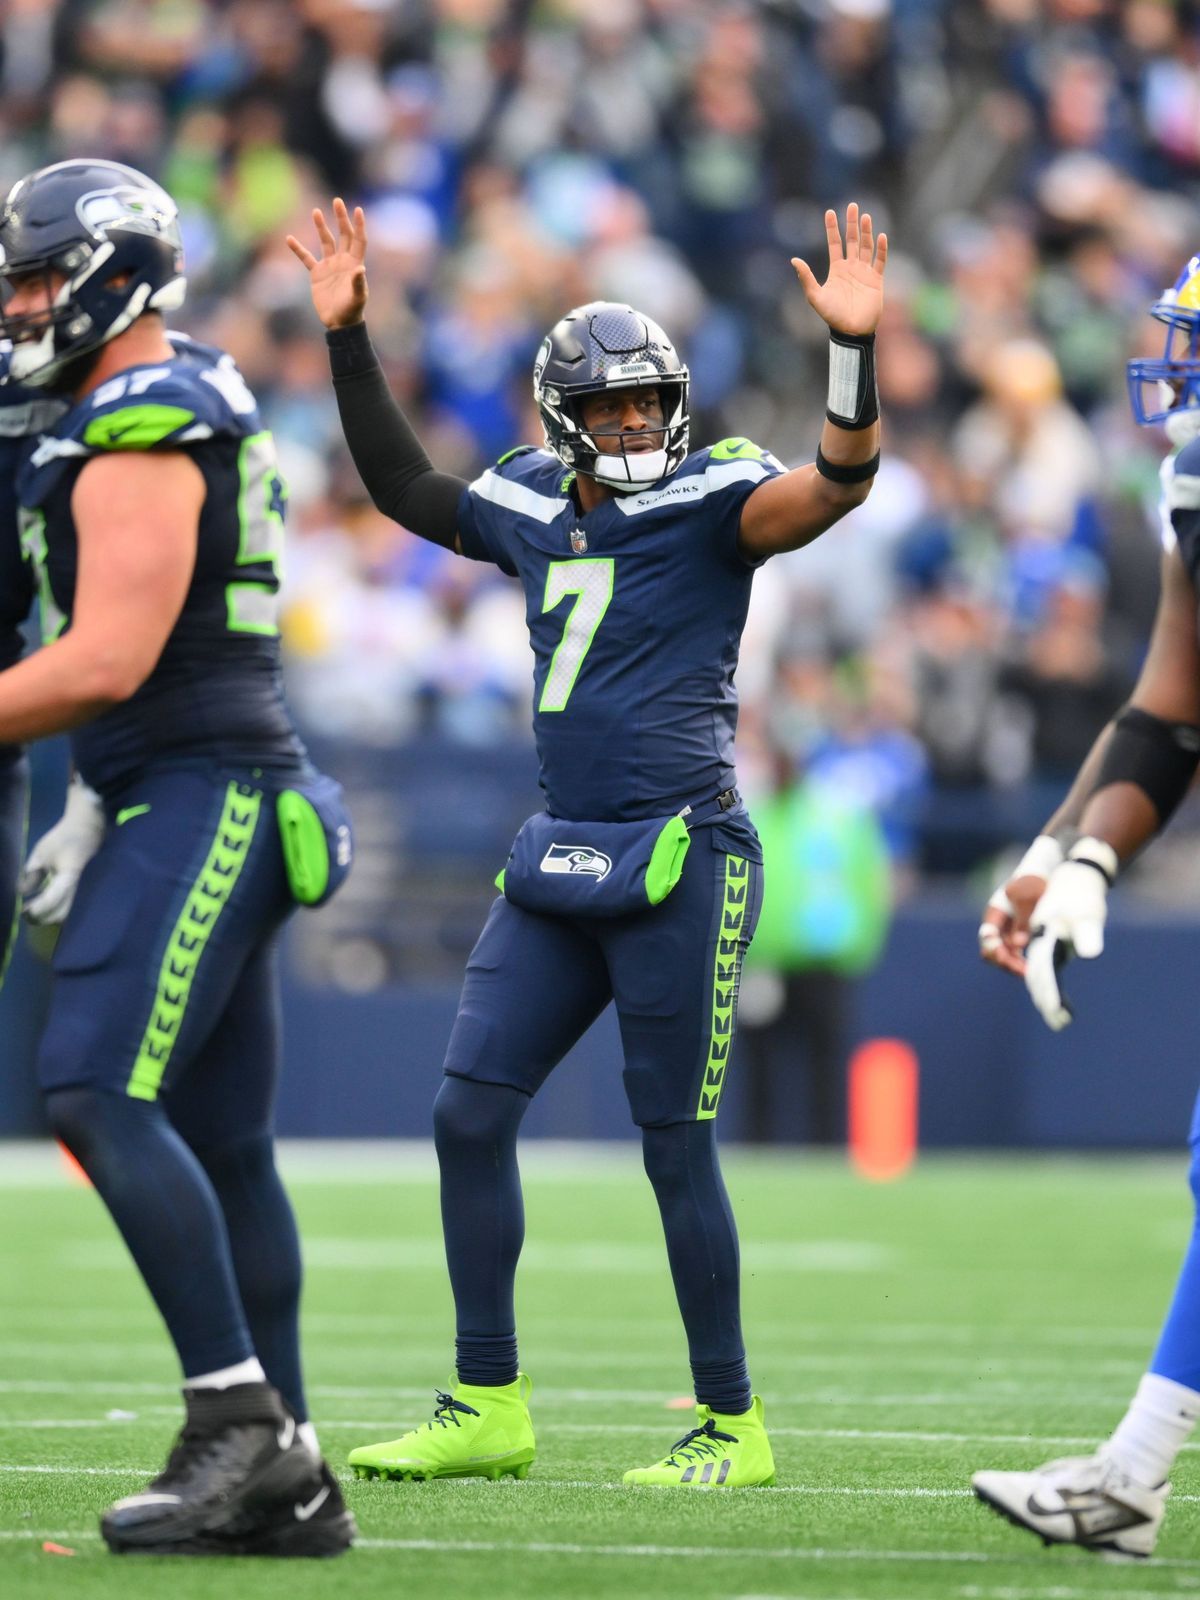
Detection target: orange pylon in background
<box><xmin>848</xmin><ymin>1038</ymin><xmax>918</xmax><ymax>1181</ymax></box>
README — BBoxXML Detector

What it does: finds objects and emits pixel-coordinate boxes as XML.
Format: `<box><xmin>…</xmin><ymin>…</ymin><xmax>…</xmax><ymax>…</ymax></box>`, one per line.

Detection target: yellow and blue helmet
<box><xmin>1128</xmin><ymin>254</ymin><xmax>1200</xmax><ymax>428</ymax></box>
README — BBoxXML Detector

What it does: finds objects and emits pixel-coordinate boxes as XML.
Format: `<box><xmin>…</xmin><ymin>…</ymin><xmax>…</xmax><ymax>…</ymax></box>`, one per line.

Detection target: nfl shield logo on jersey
<box><xmin>570</xmin><ymin>528</ymin><xmax>588</xmax><ymax>554</ymax></box>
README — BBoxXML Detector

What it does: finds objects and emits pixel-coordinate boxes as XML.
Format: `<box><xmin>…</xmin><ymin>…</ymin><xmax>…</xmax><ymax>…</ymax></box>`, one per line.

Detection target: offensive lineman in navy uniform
<box><xmin>291</xmin><ymin>197</ymin><xmax>885</xmax><ymax>1488</ymax></box>
<box><xmin>0</xmin><ymin>160</ymin><xmax>355</xmax><ymax>1556</ymax></box>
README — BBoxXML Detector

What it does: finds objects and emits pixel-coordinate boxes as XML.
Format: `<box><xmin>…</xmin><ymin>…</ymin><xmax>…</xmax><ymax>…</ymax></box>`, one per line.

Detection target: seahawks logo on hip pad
<box><xmin>540</xmin><ymin>844</ymin><xmax>612</xmax><ymax>880</ymax></box>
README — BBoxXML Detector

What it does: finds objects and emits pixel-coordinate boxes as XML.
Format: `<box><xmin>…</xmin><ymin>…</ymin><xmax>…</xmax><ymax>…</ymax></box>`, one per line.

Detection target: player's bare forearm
<box><xmin>1040</xmin><ymin>723</ymin><xmax>1118</xmax><ymax>844</ymax></box>
<box><xmin>1045</xmin><ymin>548</ymin><xmax>1200</xmax><ymax>861</ymax></box>
<box><xmin>0</xmin><ymin>633</ymin><xmax>130</xmax><ymax>741</ymax></box>
<box><xmin>736</xmin><ymin>425</ymin><xmax>878</xmax><ymax>559</ymax></box>
<box><xmin>738</xmin><ymin>205</ymin><xmax>886</xmax><ymax>561</ymax></box>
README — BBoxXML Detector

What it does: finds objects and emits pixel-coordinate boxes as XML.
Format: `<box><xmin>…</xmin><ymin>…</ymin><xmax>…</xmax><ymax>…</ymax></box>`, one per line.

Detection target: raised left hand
<box><xmin>791</xmin><ymin>203</ymin><xmax>887</xmax><ymax>338</ymax></box>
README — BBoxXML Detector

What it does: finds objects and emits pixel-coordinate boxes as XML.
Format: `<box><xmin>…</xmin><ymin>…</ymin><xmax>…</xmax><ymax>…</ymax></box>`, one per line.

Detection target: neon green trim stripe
<box><xmin>697</xmin><ymin>855</ymin><xmax>749</xmax><ymax>1121</ymax></box>
<box><xmin>126</xmin><ymin>782</ymin><xmax>262</xmax><ymax>1102</ymax></box>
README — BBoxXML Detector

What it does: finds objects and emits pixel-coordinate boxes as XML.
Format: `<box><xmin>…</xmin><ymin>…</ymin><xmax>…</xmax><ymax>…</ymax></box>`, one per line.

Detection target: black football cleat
<box><xmin>102</xmin><ymin>1383</ymin><xmax>355</xmax><ymax>1557</ymax></box>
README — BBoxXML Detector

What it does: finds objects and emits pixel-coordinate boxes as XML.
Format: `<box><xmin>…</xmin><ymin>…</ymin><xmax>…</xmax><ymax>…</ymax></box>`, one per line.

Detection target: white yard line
<box><xmin>11</xmin><ymin>1415</ymin><xmax>1200</xmax><ymax>1465</ymax></box>
<box><xmin>0</xmin><ymin>1378</ymin><xmax>1152</xmax><ymax>1409</ymax></box>
<box><xmin>346</xmin><ymin>1538</ymin><xmax>1200</xmax><ymax>1569</ymax></box>
<box><xmin>2</xmin><ymin>1524</ymin><xmax>1200</xmax><ymax>1586</ymax></box>
<box><xmin>3</xmin><ymin>1462</ymin><xmax>1199</xmax><ymax>1508</ymax></box>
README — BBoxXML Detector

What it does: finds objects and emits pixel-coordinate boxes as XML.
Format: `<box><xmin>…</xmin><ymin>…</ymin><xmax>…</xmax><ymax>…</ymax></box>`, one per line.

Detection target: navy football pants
<box><xmin>37</xmin><ymin>767</ymin><xmax>309</xmax><ymax>1415</ymax></box>
<box><xmin>437</xmin><ymin>831</ymin><xmax>763</xmax><ymax>1411</ymax></box>
<box><xmin>444</xmin><ymin>831</ymin><xmax>762</xmax><ymax>1125</ymax></box>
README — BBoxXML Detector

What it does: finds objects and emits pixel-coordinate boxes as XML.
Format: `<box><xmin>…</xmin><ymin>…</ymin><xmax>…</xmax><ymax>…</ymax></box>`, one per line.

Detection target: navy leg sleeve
<box><xmin>433</xmin><ymin>1076</ymin><xmax>530</xmax><ymax>1387</ymax></box>
<box><xmin>642</xmin><ymin>1119</ymin><xmax>751</xmax><ymax>1414</ymax></box>
<box><xmin>166</xmin><ymin>939</ymin><xmax>306</xmax><ymax>1420</ymax></box>
<box><xmin>44</xmin><ymin>1084</ymin><xmax>254</xmax><ymax>1379</ymax></box>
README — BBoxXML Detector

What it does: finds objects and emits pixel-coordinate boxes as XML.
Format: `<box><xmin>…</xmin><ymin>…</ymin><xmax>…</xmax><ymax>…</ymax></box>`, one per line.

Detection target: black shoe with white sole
<box><xmin>102</xmin><ymin>1383</ymin><xmax>356</xmax><ymax>1558</ymax></box>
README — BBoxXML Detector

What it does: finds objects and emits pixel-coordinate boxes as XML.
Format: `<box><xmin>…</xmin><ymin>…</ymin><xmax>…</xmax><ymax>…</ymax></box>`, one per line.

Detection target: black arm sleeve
<box><xmin>326</xmin><ymin>323</ymin><xmax>466</xmax><ymax>551</ymax></box>
<box><xmin>1093</xmin><ymin>705</ymin><xmax>1200</xmax><ymax>827</ymax></box>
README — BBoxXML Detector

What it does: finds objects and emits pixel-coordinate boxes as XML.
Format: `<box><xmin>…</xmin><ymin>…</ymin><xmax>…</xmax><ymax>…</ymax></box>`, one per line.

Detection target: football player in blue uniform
<box><xmin>0</xmin><ymin>366</ymin><xmax>63</xmax><ymax>980</ymax></box>
<box><xmin>972</xmin><ymin>257</ymin><xmax>1200</xmax><ymax>1558</ymax></box>
<box><xmin>0</xmin><ymin>159</ymin><xmax>356</xmax><ymax>1557</ymax></box>
<box><xmin>291</xmin><ymin>197</ymin><xmax>886</xmax><ymax>1487</ymax></box>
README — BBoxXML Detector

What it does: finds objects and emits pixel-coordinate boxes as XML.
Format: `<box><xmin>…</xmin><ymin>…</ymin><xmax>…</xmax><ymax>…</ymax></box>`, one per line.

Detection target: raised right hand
<box><xmin>286</xmin><ymin>197</ymin><xmax>368</xmax><ymax>330</ymax></box>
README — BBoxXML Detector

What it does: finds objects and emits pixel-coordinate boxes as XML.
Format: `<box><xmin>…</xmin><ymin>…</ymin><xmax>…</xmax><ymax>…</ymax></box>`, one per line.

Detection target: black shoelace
<box><xmin>425</xmin><ymin>1390</ymin><xmax>482</xmax><ymax>1431</ymax></box>
<box><xmin>662</xmin><ymin>1418</ymin><xmax>738</xmax><ymax>1467</ymax></box>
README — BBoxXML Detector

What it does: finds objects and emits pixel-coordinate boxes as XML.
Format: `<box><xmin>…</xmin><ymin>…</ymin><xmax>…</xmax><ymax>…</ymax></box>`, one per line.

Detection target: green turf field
<box><xmin>2</xmin><ymin>1141</ymin><xmax>1199</xmax><ymax>1600</ymax></box>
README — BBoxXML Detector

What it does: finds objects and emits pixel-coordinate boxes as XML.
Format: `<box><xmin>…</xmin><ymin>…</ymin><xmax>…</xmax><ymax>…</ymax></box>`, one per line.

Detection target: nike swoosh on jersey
<box><xmin>116</xmin><ymin>804</ymin><xmax>152</xmax><ymax>826</ymax></box>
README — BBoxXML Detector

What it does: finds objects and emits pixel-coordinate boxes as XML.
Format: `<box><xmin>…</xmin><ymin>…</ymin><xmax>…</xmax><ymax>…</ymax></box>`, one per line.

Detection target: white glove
<box><xmin>20</xmin><ymin>775</ymin><xmax>106</xmax><ymax>926</ymax></box>
<box><xmin>978</xmin><ymin>834</ymin><xmax>1063</xmax><ymax>960</ymax></box>
<box><xmin>1024</xmin><ymin>837</ymin><xmax>1119</xmax><ymax>1031</ymax></box>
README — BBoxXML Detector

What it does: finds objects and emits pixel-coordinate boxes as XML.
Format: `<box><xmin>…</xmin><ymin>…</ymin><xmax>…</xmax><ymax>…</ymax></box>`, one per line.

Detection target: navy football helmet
<box><xmin>0</xmin><ymin>159</ymin><xmax>185</xmax><ymax>390</ymax></box>
<box><xmin>533</xmin><ymin>302</ymin><xmax>689</xmax><ymax>491</ymax></box>
<box><xmin>1128</xmin><ymin>254</ymin><xmax>1200</xmax><ymax>434</ymax></box>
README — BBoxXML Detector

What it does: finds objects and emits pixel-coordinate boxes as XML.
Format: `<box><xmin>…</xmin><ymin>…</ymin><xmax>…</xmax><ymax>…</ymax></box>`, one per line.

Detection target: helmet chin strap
<box><xmin>591</xmin><ymin>447</ymin><xmax>670</xmax><ymax>492</ymax></box>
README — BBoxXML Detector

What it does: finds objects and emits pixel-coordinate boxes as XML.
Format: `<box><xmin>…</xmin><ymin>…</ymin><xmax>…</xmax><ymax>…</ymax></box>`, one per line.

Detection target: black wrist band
<box><xmin>326</xmin><ymin>322</ymin><xmax>376</xmax><ymax>379</ymax></box>
<box><xmin>826</xmin><ymin>329</ymin><xmax>879</xmax><ymax>430</ymax></box>
<box><xmin>815</xmin><ymin>446</ymin><xmax>880</xmax><ymax>484</ymax></box>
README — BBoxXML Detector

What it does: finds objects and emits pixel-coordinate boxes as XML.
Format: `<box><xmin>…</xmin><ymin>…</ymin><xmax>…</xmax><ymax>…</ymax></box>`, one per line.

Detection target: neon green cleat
<box><xmin>348</xmin><ymin>1374</ymin><xmax>535</xmax><ymax>1483</ymax></box>
<box><xmin>622</xmin><ymin>1394</ymin><xmax>776</xmax><ymax>1487</ymax></box>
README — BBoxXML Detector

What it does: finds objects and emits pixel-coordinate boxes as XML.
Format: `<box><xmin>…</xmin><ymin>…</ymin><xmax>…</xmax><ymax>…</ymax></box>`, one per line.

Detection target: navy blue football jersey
<box><xmin>456</xmin><ymin>439</ymin><xmax>784</xmax><ymax>822</ymax></box>
<box><xmin>0</xmin><ymin>371</ymin><xmax>64</xmax><ymax>758</ymax></box>
<box><xmin>16</xmin><ymin>339</ymin><xmax>304</xmax><ymax>794</ymax></box>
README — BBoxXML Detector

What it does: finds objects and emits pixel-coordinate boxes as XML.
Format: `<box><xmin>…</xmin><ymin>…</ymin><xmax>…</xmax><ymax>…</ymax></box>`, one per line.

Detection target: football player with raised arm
<box><xmin>0</xmin><ymin>159</ymin><xmax>356</xmax><ymax>1557</ymax></box>
<box><xmin>972</xmin><ymin>257</ymin><xmax>1200</xmax><ymax>1559</ymax></box>
<box><xmin>291</xmin><ymin>197</ymin><xmax>885</xmax><ymax>1488</ymax></box>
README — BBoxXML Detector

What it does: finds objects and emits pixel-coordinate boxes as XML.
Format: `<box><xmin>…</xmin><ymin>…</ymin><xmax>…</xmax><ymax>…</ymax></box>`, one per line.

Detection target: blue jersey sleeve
<box><xmin>18</xmin><ymin>354</ymin><xmax>263</xmax><ymax>512</ymax></box>
<box><xmin>457</xmin><ymin>447</ymin><xmax>556</xmax><ymax>577</ymax></box>
<box><xmin>75</xmin><ymin>356</ymin><xmax>261</xmax><ymax>454</ymax></box>
<box><xmin>698</xmin><ymin>438</ymin><xmax>787</xmax><ymax>569</ymax></box>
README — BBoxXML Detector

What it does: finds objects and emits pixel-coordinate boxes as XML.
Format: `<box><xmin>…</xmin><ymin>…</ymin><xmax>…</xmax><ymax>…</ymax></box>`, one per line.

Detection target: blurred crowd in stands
<box><xmin>5</xmin><ymin>0</ymin><xmax>1200</xmax><ymax>890</ymax></box>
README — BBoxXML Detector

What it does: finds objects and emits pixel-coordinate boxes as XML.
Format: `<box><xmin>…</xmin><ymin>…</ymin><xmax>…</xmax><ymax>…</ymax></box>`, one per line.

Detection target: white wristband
<box><xmin>1013</xmin><ymin>835</ymin><xmax>1064</xmax><ymax>881</ymax></box>
<box><xmin>1068</xmin><ymin>836</ymin><xmax>1119</xmax><ymax>884</ymax></box>
<box><xmin>827</xmin><ymin>340</ymin><xmax>864</xmax><ymax>422</ymax></box>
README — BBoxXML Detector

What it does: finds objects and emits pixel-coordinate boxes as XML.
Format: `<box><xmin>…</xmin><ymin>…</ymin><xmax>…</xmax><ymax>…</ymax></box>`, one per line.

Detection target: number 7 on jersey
<box><xmin>538</xmin><ymin>558</ymin><xmax>615</xmax><ymax>713</ymax></box>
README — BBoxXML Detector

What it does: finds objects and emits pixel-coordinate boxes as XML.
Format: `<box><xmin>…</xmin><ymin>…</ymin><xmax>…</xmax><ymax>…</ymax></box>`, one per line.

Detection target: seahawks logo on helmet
<box><xmin>539</xmin><ymin>844</ymin><xmax>613</xmax><ymax>880</ymax></box>
<box><xmin>0</xmin><ymin>159</ymin><xmax>186</xmax><ymax>391</ymax></box>
<box><xmin>532</xmin><ymin>302</ymin><xmax>690</xmax><ymax>494</ymax></box>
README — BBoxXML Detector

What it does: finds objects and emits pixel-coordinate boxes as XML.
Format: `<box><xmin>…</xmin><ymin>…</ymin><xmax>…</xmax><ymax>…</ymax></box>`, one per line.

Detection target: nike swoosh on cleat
<box><xmin>293</xmin><ymin>1485</ymin><xmax>330</xmax><ymax>1522</ymax></box>
<box><xmin>1026</xmin><ymin>1492</ymin><xmax>1145</xmax><ymax>1536</ymax></box>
